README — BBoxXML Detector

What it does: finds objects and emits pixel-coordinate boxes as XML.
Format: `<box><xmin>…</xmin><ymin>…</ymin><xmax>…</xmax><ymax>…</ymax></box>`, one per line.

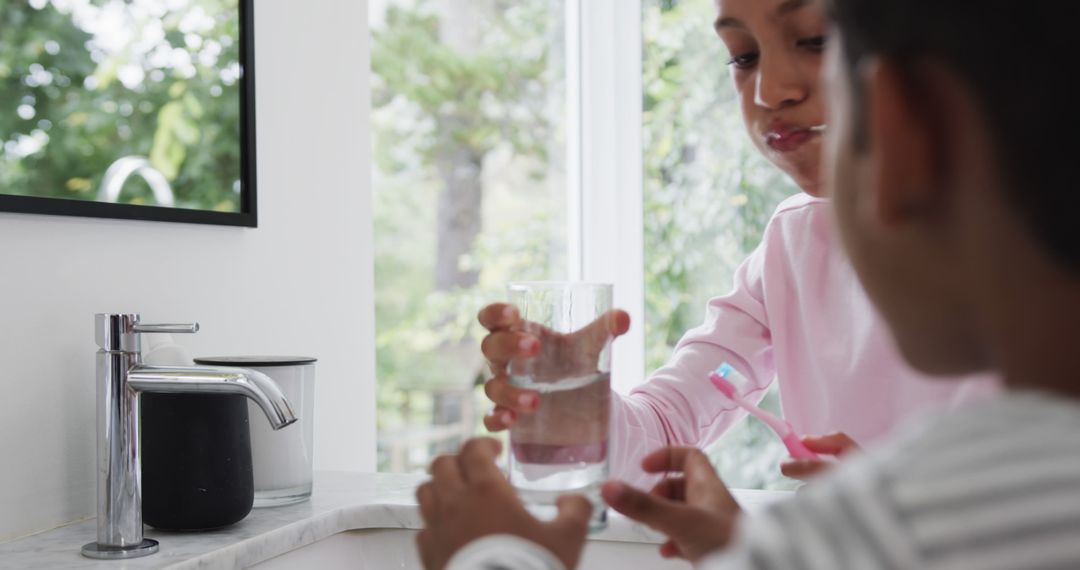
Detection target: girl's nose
<box><xmin>754</xmin><ymin>51</ymin><xmax>810</xmax><ymax>110</ymax></box>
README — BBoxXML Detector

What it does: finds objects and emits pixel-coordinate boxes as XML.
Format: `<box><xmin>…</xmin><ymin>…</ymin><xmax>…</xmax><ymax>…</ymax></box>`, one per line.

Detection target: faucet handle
<box><xmin>96</xmin><ymin>314</ymin><xmax>200</xmax><ymax>352</ymax></box>
<box><xmin>133</xmin><ymin>323</ymin><xmax>200</xmax><ymax>334</ymax></box>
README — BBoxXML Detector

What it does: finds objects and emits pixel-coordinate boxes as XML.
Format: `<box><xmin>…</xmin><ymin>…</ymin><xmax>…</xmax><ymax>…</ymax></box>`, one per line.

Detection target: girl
<box><xmin>478</xmin><ymin>0</ymin><xmax>994</xmax><ymax>485</ymax></box>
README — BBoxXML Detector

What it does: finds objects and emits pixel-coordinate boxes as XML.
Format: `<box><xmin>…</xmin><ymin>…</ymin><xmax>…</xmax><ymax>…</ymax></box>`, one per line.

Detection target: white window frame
<box><xmin>565</xmin><ymin>0</ymin><xmax>646</xmax><ymax>394</ymax></box>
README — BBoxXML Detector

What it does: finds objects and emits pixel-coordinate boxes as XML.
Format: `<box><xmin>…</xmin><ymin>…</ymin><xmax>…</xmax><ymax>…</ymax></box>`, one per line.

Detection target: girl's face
<box><xmin>715</xmin><ymin>0</ymin><xmax>828</xmax><ymax>196</ymax></box>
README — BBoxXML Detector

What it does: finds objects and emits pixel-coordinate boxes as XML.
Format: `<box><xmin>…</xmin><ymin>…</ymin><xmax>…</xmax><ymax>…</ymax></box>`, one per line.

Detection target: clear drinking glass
<box><xmin>506</xmin><ymin>281</ymin><xmax>613</xmax><ymax>531</ymax></box>
<box><xmin>194</xmin><ymin>356</ymin><xmax>317</xmax><ymax>507</ymax></box>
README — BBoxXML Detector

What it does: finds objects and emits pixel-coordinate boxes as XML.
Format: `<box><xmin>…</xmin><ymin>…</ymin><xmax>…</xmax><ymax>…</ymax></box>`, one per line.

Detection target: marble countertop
<box><xmin>0</xmin><ymin>472</ymin><xmax>790</xmax><ymax>569</ymax></box>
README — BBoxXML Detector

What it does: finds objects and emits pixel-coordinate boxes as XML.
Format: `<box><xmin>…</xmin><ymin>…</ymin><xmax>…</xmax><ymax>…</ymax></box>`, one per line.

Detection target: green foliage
<box><xmin>371</xmin><ymin>0</ymin><xmax>564</xmax><ymax>464</ymax></box>
<box><xmin>0</xmin><ymin>0</ymin><xmax>242</xmax><ymax>211</ymax></box>
<box><xmin>371</xmin><ymin>1</ymin><xmax>554</xmax><ymax>166</ymax></box>
<box><xmin>643</xmin><ymin>0</ymin><xmax>797</xmax><ymax>369</ymax></box>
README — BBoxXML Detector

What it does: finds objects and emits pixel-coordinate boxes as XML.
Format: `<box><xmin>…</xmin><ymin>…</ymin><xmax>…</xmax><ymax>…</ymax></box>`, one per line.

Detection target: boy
<box><xmin>416</xmin><ymin>0</ymin><xmax>1080</xmax><ymax>568</ymax></box>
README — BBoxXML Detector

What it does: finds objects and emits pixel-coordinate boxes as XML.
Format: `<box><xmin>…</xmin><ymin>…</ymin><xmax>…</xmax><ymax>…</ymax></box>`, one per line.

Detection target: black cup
<box><xmin>140</xmin><ymin>393</ymin><xmax>254</xmax><ymax>530</ymax></box>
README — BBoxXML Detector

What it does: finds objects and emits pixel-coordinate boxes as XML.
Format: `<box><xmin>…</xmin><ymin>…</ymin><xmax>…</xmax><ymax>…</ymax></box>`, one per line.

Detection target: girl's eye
<box><xmin>728</xmin><ymin>52</ymin><xmax>759</xmax><ymax>70</ymax></box>
<box><xmin>797</xmin><ymin>35</ymin><xmax>827</xmax><ymax>51</ymax></box>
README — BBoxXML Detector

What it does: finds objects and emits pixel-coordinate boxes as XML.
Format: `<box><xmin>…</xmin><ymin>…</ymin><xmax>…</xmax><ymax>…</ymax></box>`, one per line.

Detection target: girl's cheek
<box><xmin>734</xmin><ymin>74</ymin><xmax>760</xmax><ymax>126</ymax></box>
<box><xmin>731</xmin><ymin>71</ymin><xmax>753</xmax><ymax>105</ymax></box>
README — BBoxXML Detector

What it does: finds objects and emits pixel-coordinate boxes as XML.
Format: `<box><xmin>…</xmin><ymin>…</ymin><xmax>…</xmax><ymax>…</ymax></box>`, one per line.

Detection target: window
<box><xmin>370</xmin><ymin>0</ymin><xmax>569</xmax><ymax>472</ymax></box>
<box><xmin>372</xmin><ymin>0</ymin><xmax>800</xmax><ymax>490</ymax></box>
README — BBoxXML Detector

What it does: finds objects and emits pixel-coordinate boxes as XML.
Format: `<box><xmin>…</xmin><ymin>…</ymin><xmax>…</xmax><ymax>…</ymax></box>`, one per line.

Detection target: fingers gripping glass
<box><xmin>506</xmin><ymin>282</ymin><xmax>614</xmax><ymax>531</ymax></box>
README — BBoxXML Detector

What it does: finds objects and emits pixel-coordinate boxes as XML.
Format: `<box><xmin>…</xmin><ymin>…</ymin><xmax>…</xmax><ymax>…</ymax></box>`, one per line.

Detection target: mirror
<box><xmin>0</xmin><ymin>0</ymin><xmax>256</xmax><ymax>226</ymax></box>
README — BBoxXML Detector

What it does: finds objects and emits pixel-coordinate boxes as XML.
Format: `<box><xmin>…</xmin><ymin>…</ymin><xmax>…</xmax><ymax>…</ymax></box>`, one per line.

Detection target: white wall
<box><xmin>0</xmin><ymin>0</ymin><xmax>374</xmax><ymax>542</ymax></box>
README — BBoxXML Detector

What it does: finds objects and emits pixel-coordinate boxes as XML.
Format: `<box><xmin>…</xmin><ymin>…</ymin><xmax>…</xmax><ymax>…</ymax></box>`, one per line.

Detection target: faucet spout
<box><xmin>128</xmin><ymin>365</ymin><xmax>297</xmax><ymax>429</ymax></box>
<box><xmin>83</xmin><ymin>314</ymin><xmax>299</xmax><ymax>560</ymax></box>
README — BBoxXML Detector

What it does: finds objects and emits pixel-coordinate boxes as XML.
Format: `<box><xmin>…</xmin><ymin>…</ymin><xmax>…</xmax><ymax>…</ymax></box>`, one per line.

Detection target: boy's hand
<box><xmin>476</xmin><ymin>303</ymin><xmax>630</xmax><ymax>432</ymax></box>
<box><xmin>602</xmin><ymin>447</ymin><xmax>740</xmax><ymax>562</ymax></box>
<box><xmin>415</xmin><ymin>438</ymin><xmax>592</xmax><ymax>570</ymax></box>
<box><xmin>780</xmin><ymin>432</ymin><xmax>859</xmax><ymax>480</ymax></box>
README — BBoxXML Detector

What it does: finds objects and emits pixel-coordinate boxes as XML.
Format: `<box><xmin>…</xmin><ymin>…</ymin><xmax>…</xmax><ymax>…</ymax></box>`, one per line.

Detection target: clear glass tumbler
<box><xmin>194</xmin><ymin>356</ymin><xmax>317</xmax><ymax>507</ymax></box>
<box><xmin>506</xmin><ymin>281</ymin><xmax>613</xmax><ymax>531</ymax></box>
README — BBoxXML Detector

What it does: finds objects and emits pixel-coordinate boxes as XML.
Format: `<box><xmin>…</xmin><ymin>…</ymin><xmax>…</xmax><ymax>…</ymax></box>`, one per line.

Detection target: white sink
<box><xmin>251</xmin><ymin>528</ymin><xmax>691</xmax><ymax>570</ymax></box>
<box><xmin>0</xmin><ymin>472</ymin><xmax>787</xmax><ymax>569</ymax></box>
<box><xmin>248</xmin><ymin>485</ymin><xmax>793</xmax><ymax>570</ymax></box>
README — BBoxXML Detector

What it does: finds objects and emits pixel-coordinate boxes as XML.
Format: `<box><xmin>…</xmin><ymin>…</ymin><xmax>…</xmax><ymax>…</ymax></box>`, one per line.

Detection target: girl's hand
<box><xmin>476</xmin><ymin>303</ymin><xmax>630</xmax><ymax>432</ymax></box>
<box><xmin>602</xmin><ymin>447</ymin><xmax>741</xmax><ymax>562</ymax></box>
<box><xmin>415</xmin><ymin>438</ymin><xmax>592</xmax><ymax>570</ymax></box>
<box><xmin>779</xmin><ymin>432</ymin><xmax>860</xmax><ymax>480</ymax></box>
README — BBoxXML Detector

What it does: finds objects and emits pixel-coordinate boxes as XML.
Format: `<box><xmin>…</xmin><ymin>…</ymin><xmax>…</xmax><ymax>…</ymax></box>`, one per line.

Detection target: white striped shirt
<box><xmin>704</xmin><ymin>392</ymin><xmax>1080</xmax><ymax>570</ymax></box>
<box><xmin>449</xmin><ymin>392</ymin><xmax>1080</xmax><ymax>570</ymax></box>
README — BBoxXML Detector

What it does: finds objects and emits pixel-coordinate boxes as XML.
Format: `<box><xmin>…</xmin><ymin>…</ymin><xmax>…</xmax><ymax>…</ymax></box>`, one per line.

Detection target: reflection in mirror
<box><xmin>0</xmin><ymin>0</ymin><xmax>256</xmax><ymax>226</ymax></box>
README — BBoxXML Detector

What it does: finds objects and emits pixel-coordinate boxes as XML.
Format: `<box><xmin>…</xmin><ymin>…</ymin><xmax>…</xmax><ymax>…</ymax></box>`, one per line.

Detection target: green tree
<box><xmin>372</xmin><ymin>0</ymin><xmax>556</xmax><ymax>290</ymax></box>
<box><xmin>371</xmin><ymin>0</ymin><xmax>563</xmax><ymax>469</ymax></box>
<box><xmin>0</xmin><ymin>0</ymin><xmax>242</xmax><ymax>211</ymax></box>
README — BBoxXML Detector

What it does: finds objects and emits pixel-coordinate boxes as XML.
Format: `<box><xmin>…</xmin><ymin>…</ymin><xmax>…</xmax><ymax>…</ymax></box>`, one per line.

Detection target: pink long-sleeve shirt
<box><xmin>610</xmin><ymin>193</ymin><xmax>997</xmax><ymax>485</ymax></box>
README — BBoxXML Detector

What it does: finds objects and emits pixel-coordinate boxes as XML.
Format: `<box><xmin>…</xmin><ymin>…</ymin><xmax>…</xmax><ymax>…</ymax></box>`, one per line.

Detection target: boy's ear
<box><xmin>861</xmin><ymin>58</ymin><xmax>943</xmax><ymax>227</ymax></box>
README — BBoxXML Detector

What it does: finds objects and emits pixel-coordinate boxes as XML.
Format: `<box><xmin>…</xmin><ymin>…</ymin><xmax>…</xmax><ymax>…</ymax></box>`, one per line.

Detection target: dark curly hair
<box><xmin>826</xmin><ymin>0</ymin><xmax>1079</xmax><ymax>270</ymax></box>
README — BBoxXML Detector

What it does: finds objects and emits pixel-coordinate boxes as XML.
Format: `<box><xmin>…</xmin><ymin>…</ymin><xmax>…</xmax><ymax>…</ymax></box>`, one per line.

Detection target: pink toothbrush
<box><xmin>709</xmin><ymin>364</ymin><xmax>821</xmax><ymax>461</ymax></box>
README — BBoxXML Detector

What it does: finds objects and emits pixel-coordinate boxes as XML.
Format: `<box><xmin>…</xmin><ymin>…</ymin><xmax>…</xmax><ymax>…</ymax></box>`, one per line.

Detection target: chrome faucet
<box><xmin>81</xmin><ymin>314</ymin><xmax>298</xmax><ymax>560</ymax></box>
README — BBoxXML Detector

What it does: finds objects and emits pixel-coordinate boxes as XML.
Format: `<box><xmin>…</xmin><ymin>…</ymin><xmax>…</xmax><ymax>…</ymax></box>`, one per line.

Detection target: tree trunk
<box><xmin>431</xmin><ymin>0</ymin><xmax>489</xmax><ymax>292</ymax></box>
<box><xmin>434</xmin><ymin>146</ymin><xmax>483</xmax><ymax>290</ymax></box>
<box><xmin>428</xmin><ymin>1</ymin><xmax>491</xmax><ymax>448</ymax></box>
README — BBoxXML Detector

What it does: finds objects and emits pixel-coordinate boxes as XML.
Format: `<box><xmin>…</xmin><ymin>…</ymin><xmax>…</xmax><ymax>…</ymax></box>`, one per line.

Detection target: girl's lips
<box><xmin>764</xmin><ymin>126</ymin><xmax>822</xmax><ymax>153</ymax></box>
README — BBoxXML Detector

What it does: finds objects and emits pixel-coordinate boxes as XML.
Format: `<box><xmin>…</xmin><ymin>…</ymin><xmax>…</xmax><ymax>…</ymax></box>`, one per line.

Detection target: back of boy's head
<box><xmin>826</xmin><ymin>0</ymin><xmax>1079</xmax><ymax>271</ymax></box>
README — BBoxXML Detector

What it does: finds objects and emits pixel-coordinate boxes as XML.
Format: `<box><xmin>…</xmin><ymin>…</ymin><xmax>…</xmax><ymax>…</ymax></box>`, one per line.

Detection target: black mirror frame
<box><xmin>0</xmin><ymin>0</ymin><xmax>258</xmax><ymax>228</ymax></box>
